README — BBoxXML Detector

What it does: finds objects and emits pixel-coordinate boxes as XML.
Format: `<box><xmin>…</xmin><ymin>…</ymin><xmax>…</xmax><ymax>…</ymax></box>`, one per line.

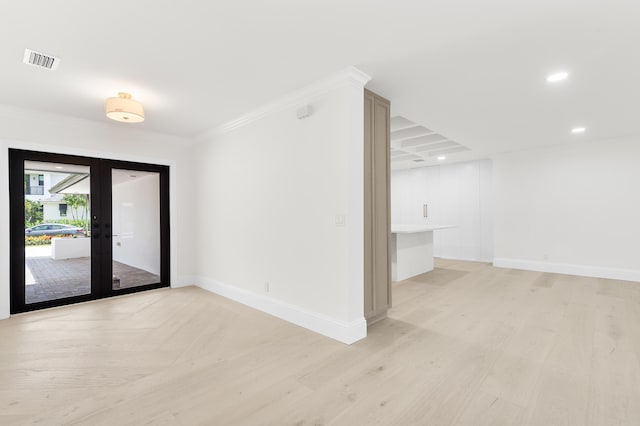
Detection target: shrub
<box><xmin>25</xmin><ymin>200</ymin><xmax>43</xmax><ymax>227</ymax></box>
<box><xmin>24</xmin><ymin>234</ymin><xmax>76</xmax><ymax>246</ymax></box>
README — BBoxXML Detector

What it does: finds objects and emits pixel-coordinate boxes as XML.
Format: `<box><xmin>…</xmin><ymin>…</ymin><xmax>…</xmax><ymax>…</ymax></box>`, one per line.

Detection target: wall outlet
<box><xmin>264</xmin><ymin>281</ymin><xmax>270</xmax><ymax>292</ymax></box>
<box><xmin>543</xmin><ymin>254</ymin><xmax>548</xmax><ymax>260</ymax></box>
<box><xmin>335</xmin><ymin>214</ymin><xmax>346</xmax><ymax>227</ymax></box>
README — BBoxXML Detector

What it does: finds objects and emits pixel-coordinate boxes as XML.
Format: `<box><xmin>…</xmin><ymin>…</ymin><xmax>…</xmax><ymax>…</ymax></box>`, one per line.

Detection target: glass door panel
<box><xmin>23</xmin><ymin>160</ymin><xmax>91</xmax><ymax>304</ymax></box>
<box><xmin>111</xmin><ymin>169</ymin><xmax>161</xmax><ymax>290</ymax></box>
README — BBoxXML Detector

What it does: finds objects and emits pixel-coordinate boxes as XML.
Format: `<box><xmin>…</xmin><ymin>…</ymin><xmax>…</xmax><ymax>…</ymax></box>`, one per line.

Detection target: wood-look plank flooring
<box><xmin>2</xmin><ymin>259</ymin><xmax>640</xmax><ymax>425</ymax></box>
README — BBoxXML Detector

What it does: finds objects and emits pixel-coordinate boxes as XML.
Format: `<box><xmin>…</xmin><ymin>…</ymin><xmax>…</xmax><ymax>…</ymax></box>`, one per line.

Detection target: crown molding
<box><xmin>195</xmin><ymin>66</ymin><xmax>371</xmax><ymax>141</ymax></box>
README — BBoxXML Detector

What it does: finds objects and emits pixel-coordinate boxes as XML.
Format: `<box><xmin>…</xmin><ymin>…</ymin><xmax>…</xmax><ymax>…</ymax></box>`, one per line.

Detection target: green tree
<box><xmin>62</xmin><ymin>194</ymin><xmax>89</xmax><ymax>222</ymax></box>
<box><xmin>25</xmin><ymin>200</ymin><xmax>43</xmax><ymax>227</ymax></box>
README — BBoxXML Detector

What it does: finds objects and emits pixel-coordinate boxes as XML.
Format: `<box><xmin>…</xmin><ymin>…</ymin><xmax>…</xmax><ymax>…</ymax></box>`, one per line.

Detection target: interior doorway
<box><xmin>9</xmin><ymin>149</ymin><xmax>170</xmax><ymax>313</ymax></box>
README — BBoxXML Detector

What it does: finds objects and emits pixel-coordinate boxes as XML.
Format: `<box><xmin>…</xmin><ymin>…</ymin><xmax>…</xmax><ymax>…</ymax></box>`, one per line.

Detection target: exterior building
<box><xmin>24</xmin><ymin>171</ymin><xmax>87</xmax><ymax>222</ymax></box>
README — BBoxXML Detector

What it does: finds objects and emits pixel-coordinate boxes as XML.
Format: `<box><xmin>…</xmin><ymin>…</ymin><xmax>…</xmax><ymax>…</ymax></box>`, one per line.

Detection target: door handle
<box><xmin>423</xmin><ymin>204</ymin><xmax>428</xmax><ymax>218</ymax></box>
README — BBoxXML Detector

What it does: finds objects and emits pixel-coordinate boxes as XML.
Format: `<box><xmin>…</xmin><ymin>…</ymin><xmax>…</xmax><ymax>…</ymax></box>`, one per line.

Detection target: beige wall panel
<box><xmin>364</xmin><ymin>89</ymin><xmax>391</xmax><ymax>323</ymax></box>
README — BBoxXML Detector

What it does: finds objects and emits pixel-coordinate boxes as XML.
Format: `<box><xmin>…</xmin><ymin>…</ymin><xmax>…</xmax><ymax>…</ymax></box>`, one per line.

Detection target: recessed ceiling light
<box><xmin>55</xmin><ymin>166</ymin><xmax>63</xmax><ymax>169</ymax></box>
<box><xmin>571</xmin><ymin>127</ymin><xmax>586</xmax><ymax>134</ymax></box>
<box><xmin>437</xmin><ymin>156</ymin><xmax>446</xmax><ymax>161</ymax></box>
<box><xmin>547</xmin><ymin>72</ymin><xmax>569</xmax><ymax>82</ymax></box>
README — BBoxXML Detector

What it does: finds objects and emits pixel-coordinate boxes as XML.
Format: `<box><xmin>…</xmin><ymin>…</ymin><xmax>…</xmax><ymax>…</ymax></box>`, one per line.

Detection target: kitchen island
<box><xmin>391</xmin><ymin>224</ymin><xmax>455</xmax><ymax>281</ymax></box>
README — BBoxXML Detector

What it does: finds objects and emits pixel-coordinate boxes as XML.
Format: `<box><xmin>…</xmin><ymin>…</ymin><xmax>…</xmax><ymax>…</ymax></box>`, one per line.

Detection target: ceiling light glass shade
<box><xmin>105</xmin><ymin>92</ymin><xmax>144</xmax><ymax>123</ymax></box>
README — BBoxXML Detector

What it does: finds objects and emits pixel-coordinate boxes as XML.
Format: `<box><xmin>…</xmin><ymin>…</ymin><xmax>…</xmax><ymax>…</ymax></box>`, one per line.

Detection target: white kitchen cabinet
<box><xmin>391</xmin><ymin>159</ymin><xmax>493</xmax><ymax>263</ymax></box>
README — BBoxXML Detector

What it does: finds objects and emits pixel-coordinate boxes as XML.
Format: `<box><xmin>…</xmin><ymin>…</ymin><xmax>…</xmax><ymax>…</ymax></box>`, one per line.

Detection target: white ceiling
<box><xmin>112</xmin><ymin>169</ymin><xmax>158</xmax><ymax>186</ymax></box>
<box><xmin>1</xmin><ymin>0</ymin><xmax>639</xmax><ymax>161</ymax></box>
<box><xmin>24</xmin><ymin>161</ymin><xmax>89</xmax><ymax>174</ymax></box>
<box><xmin>24</xmin><ymin>162</ymin><xmax>157</xmax><ymax>188</ymax></box>
<box><xmin>390</xmin><ymin>116</ymin><xmax>470</xmax><ymax>167</ymax></box>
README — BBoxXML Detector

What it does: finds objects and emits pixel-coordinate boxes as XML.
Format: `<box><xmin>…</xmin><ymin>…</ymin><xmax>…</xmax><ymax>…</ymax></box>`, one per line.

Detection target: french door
<box><xmin>9</xmin><ymin>149</ymin><xmax>170</xmax><ymax>313</ymax></box>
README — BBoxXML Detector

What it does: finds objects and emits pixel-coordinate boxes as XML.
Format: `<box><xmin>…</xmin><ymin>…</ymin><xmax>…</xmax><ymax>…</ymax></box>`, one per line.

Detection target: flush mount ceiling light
<box><xmin>547</xmin><ymin>72</ymin><xmax>569</xmax><ymax>82</ymax></box>
<box><xmin>571</xmin><ymin>127</ymin><xmax>586</xmax><ymax>133</ymax></box>
<box><xmin>437</xmin><ymin>156</ymin><xmax>446</xmax><ymax>161</ymax></box>
<box><xmin>105</xmin><ymin>92</ymin><xmax>144</xmax><ymax>123</ymax></box>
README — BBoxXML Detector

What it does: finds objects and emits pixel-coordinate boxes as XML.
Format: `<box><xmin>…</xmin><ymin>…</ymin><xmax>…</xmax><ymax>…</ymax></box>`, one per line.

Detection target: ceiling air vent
<box><xmin>23</xmin><ymin>48</ymin><xmax>60</xmax><ymax>71</ymax></box>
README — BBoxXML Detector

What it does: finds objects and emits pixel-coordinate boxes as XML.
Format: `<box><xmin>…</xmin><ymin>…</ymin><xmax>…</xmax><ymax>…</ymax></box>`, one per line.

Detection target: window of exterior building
<box><xmin>59</xmin><ymin>203</ymin><xmax>67</xmax><ymax>217</ymax></box>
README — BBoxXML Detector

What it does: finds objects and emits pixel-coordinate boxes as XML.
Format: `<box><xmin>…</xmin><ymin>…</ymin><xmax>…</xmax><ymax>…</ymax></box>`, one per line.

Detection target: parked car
<box><xmin>25</xmin><ymin>223</ymin><xmax>86</xmax><ymax>237</ymax></box>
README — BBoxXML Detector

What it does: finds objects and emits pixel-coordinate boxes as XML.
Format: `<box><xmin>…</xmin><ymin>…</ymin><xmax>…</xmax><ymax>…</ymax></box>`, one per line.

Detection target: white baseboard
<box><xmin>493</xmin><ymin>258</ymin><xmax>640</xmax><ymax>282</ymax></box>
<box><xmin>436</xmin><ymin>255</ymin><xmax>494</xmax><ymax>263</ymax></box>
<box><xmin>193</xmin><ymin>276</ymin><xmax>367</xmax><ymax>345</ymax></box>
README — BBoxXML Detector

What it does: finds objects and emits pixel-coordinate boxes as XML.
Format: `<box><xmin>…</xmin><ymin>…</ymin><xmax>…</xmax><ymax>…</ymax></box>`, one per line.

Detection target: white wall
<box><xmin>42</xmin><ymin>203</ymin><xmax>59</xmax><ymax>221</ymax></box>
<box><xmin>25</xmin><ymin>172</ymin><xmax>66</xmax><ymax>201</ymax></box>
<box><xmin>112</xmin><ymin>174</ymin><xmax>161</xmax><ymax>275</ymax></box>
<box><xmin>0</xmin><ymin>68</ymin><xmax>372</xmax><ymax>345</ymax></box>
<box><xmin>42</xmin><ymin>202</ymin><xmax>86</xmax><ymax>222</ymax></box>
<box><xmin>0</xmin><ymin>104</ymin><xmax>196</xmax><ymax>320</ymax></box>
<box><xmin>44</xmin><ymin>173</ymin><xmax>67</xmax><ymax>196</ymax></box>
<box><xmin>391</xmin><ymin>159</ymin><xmax>494</xmax><ymax>262</ymax></box>
<box><xmin>191</xmin><ymin>67</ymin><xmax>370</xmax><ymax>344</ymax></box>
<box><xmin>493</xmin><ymin>137</ymin><xmax>640</xmax><ymax>281</ymax></box>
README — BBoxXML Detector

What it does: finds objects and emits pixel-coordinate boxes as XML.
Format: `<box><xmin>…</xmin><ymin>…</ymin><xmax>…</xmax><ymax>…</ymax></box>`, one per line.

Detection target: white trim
<box><xmin>195</xmin><ymin>66</ymin><xmax>371</xmax><ymax>139</ymax></box>
<box><xmin>1</xmin><ymin>136</ymin><xmax>178</xmax><ymax>168</ymax></box>
<box><xmin>194</xmin><ymin>276</ymin><xmax>367</xmax><ymax>345</ymax></box>
<box><xmin>436</xmin><ymin>255</ymin><xmax>494</xmax><ymax>263</ymax></box>
<box><xmin>493</xmin><ymin>258</ymin><xmax>640</xmax><ymax>282</ymax></box>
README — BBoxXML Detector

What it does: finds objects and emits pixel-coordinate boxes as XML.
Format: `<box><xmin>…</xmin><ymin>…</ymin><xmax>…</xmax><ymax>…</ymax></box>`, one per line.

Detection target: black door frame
<box><xmin>9</xmin><ymin>149</ymin><xmax>170</xmax><ymax>314</ymax></box>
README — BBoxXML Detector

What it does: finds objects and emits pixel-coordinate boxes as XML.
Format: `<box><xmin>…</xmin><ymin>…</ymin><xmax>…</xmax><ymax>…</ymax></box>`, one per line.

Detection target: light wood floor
<box><xmin>2</xmin><ymin>259</ymin><xmax>640</xmax><ymax>425</ymax></box>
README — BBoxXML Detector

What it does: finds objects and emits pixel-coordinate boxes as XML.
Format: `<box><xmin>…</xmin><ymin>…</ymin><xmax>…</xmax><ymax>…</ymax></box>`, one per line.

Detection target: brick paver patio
<box><xmin>25</xmin><ymin>246</ymin><xmax>161</xmax><ymax>304</ymax></box>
